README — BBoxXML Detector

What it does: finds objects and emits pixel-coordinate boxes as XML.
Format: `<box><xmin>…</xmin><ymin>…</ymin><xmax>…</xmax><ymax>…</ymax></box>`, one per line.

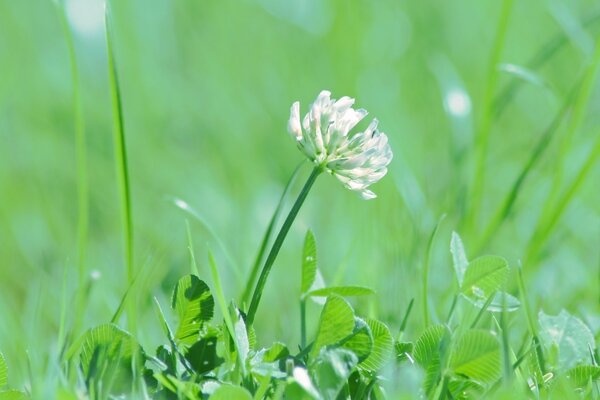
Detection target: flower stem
<box><xmin>246</xmin><ymin>166</ymin><xmax>321</xmax><ymax>326</ymax></box>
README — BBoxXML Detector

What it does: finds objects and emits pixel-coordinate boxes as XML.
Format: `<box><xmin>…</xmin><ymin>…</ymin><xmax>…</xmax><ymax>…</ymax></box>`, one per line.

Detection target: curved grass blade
<box><xmin>54</xmin><ymin>0</ymin><xmax>89</xmax><ymax>287</ymax></box>
<box><xmin>105</xmin><ymin>5</ymin><xmax>135</xmax><ymax>332</ymax></box>
<box><xmin>493</xmin><ymin>11</ymin><xmax>600</xmax><ymax>117</ymax></box>
<box><xmin>467</xmin><ymin>0</ymin><xmax>514</xmax><ymax>231</ymax></box>
<box><xmin>172</xmin><ymin>197</ymin><xmax>242</xmax><ymax>285</ymax></box>
<box><xmin>422</xmin><ymin>214</ymin><xmax>446</xmax><ymax>327</ymax></box>
<box><xmin>242</xmin><ymin>161</ymin><xmax>304</xmax><ymax>305</ymax></box>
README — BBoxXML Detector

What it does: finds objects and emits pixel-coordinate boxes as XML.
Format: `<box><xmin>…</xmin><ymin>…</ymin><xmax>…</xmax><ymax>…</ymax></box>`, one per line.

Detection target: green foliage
<box><xmin>301</xmin><ymin>230</ymin><xmax>318</xmax><ymax>295</ymax></box>
<box><xmin>538</xmin><ymin>309</ymin><xmax>595</xmax><ymax>371</ymax></box>
<box><xmin>0</xmin><ymin>353</ymin><xmax>6</xmax><ymax>389</ymax></box>
<box><xmin>414</xmin><ymin>324</ymin><xmax>451</xmax><ymax>393</ymax></box>
<box><xmin>566</xmin><ymin>365</ymin><xmax>600</xmax><ymax>389</ymax></box>
<box><xmin>359</xmin><ymin>319</ymin><xmax>393</xmax><ymax>372</ymax></box>
<box><xmin>313</xmin><ymin>348</ymin><xmax>358</xmax><ymax>400</ymax></box>
<box><xmin>208</xmin><ymin>385</ymin><xmax>253</xmax><ymax>400</ymax></box>
<box><xmin>449</xmin><ymin>329</ymin><xmax>501</xmax><ymax>383</ymax></box>
<box><xmin>0</xmin><ymin>391</ymin><xmax>28</xmax><ymax>400</ymax></box>
<box><xmin>172</xmin><ymin>275</ymin><xmax>215</xmax><ymax>345</ymax></box>
<box><xmin>311</xmin><ymin>295</ymin><xmax>355</xmax><ymax>358</ymax></box>
<box><xmin>306</xmin><ymin>286</ymin><xmax>375</xmax><ymax>298</ymax></box>
<box><xmin>461</xmin><ymin>256</ymin><xmax>509</xmax><ymax>300</ymax></box>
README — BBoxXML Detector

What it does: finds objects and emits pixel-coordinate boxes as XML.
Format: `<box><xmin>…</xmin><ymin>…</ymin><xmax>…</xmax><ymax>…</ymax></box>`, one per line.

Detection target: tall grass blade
<box><xmin>526</xmin><ymin>40</ymin><xmax>600</xmax><ymax>263</ymax></box>
<box><xmin>467</xmin><ymin>0</ymin><xmax>514</xmax><ymax>232</ymax></box>
<box><xmin>185</xmin><ymin>220</ymin><xmax>200</xmax><ymax>276</ymax></box>
<box><xmin>241</xmin><ymin>161</ymin><xmax>303</xmax><ymax>305</ymax></box>
<box><xmin>475</xmin><ymin>85</ymin><xmax>578</xmax><ymax>252</ymax></box>
<box><xmin>106</xmin><ymin>5</ymin><xmax>135</xmax><ymax>332</ymax></box>
<box><xmin>172</xmin><ymin>197</ymin><xmax>241</xmax><ymax>284</ymax></box>
<box><xmin>54</xmin><ymin>0</ymin><xmax>89</xmax><ymax>288</ymax></box>
<box><xmin>422</xmin><ymin>214</ymin><xmax>445</xmax><ymax>328</ymax></box>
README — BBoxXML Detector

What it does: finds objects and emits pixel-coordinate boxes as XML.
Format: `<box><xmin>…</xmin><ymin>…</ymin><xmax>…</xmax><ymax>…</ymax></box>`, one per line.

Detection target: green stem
<box><xmin>300</xmin><ymin>297</ymin><xmax>307</xmax><ymax>349</ymax></box>
<box><xmin>106</xmin><ymin>9</ymin><xmax>135</xmax><ymax>332</ymax></box>
<box><xmin>246</xmin><ymin>166</ymin><xmax>321</xmax><ymax>325</ymax></box>
<box><xmin>241</xmin><ymin>161</ymin><xmax>304</xmax><ymax>306</ymax></box>
<box><xmin>467</xmin><ymin>0</ymin><xmax>514</xmax><ymax>232</ymax></box>
<box><xmin>526</xmin><ymin>132</ymin><xmax>600</xmax><ymax>264</ymax></box>
<box><xmin>422</xmin><ymin>215</ymin><xmax>445</xmax><ymax>328</ymax></box>
<box><xmin>474</xmin><ymin>86</ymin><xmax>577</xmax><ymax>253</ymax></box>
<box><xmin>517</xmin><ymin>265</ymin><xmax>546</xmax><ymax>374</ymax></box>
<box><xmin>54</xmin><ymin>0</ymin><xmax>89</xmax><ymax>340</ymax></box>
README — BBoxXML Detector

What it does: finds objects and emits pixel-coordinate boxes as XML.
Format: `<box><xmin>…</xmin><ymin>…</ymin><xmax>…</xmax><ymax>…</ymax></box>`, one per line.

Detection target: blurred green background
<box><xmin>1</xmin><ymin>0</ymin><xmax>600</xmax><ymax>388</ymax></box>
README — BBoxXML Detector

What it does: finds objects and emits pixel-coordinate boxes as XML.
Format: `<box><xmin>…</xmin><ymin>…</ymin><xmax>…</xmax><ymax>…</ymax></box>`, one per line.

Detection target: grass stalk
<box><xmin>467</xmin><ymin>0</ymin><xmax>514</xmax><ymax>232</ymax></box>
<box><xmin>525</xmin><ymin>41</ymin><xmax>600</xmax><ymax>264</ymax></box>
<box><xmin>246</xmin><ymin>166</ymin><xmax>321</xmax><ymax>326</ymax></box>
<box><xmin>55</xmin><ymin>0</ymin><xmax>89</xmax><ymax>288</ymax></box>
<box><xmin>241</xmin><ymin>161</ymin><xmax>304</xmax><ymax>306</ymax></box>
<box><xmin>422</xmin><ymin>215</ymin><xmax>445</xmax><ymax>328</ymax></box>
<box><xmin>516</xmin><ymin>264</ymin><xmax>546</xmax><ymax>374</ymax></box>
<box><xmin>474</xmin><ymin>85</ymin><xmax>578</xmax><ymax>252</ymax></box>
<box><xmin>106</xmin><ymin>7</ymin><xmax>135</xmax><ymax>332</ymax></box>
<box><xmin>526</xmin><ymin>131</ymin><xmax>600</xmax><ymax>263</ymax></box>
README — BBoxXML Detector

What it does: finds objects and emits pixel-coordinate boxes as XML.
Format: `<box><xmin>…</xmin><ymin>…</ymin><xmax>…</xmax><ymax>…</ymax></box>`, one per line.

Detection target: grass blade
<box><xmin>105</xmin><ymin>6</ymin><xmax>135</xmax><ymax>331</ymax></box>
<box><xmin>241</xmin><ymin>161</ymin><xmax>304</xmax><ymax>305</ymax></box>
<box><xmin>172</xmin><ymin>197</ymin><xmax>241</xmax><ymax>285</ymax></box>
<box><xmin>422</xmin><ymin>214</ymin><xmax>446</xmax><ymax>328</ymax></box>
<box><xmin>467</xmin><ymin>0</ymin><xmax>514</xmax><ymax>231</ymax></box>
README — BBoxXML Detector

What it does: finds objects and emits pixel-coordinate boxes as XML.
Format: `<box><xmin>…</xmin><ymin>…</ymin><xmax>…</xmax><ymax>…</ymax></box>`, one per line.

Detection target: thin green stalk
<box><xmin>517</xmin><ymin>264</ymin><xmax>546</xmax><ymax>374</ymax></box>
<box><xmin>246</xmin><ymin>166</ymin><xmax>321</xmax><ymax>326</ymax></box>
<box><xmin>532</xmin><ymin>40</ymin><xmax>600</xmax><ymax>239</ymax></box>
<box><xmin>526</xmin><ymin>132</ymin><xmax>600</xmax><ymax>263</ymax></box>
<box><xmin>186</xmin><ymin>220</ymin><xmax>200</xmax><ymax>276</ymax></box>
<box><xmin>106</xmin><ymin>8</ymin><xmax>135</xmax><ymax>331</ymax></box>
<box><xmin>300</xmin><ymin>298</ymin><xmax>307</xmax><ymax>349</ymax></box>
<box><xmin>241</xmin><ymin>161</ymin><xmax>304</xmax><ymax>306</ymax></box>
<box><xmin>422</xmin><ymin>215</ymin><xmax>445</xmax><ymax>328</ymax></box>
<box><xmin>474</xmin><ymin>85</ymin><xmax>578</xmax><ymax>252</ymax></box>
<box><xmin>493</xmin><ymin>11</ymin><xmax>600</xmax><ymax>118</ymax></box>
<box><xmin>55</xmin><ymin>0</ymin><xmax>89</xmax><ymax>288</ymax></box>
<box><xmin>468</xmin><ymin>0</ymin><xmax>514</xmax><ymax>232</ymax></box>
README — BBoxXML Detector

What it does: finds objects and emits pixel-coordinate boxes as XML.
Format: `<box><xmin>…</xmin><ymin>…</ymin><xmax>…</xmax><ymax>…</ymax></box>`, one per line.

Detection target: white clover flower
<box><xmin>287</xmin><ymin>90</ymin><xmax>393</xmax><ymax>199</ymax></box>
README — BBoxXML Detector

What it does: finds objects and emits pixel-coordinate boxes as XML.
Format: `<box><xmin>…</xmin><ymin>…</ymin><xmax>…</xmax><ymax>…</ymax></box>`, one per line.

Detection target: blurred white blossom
<box><xmin>288</xmin><ymin>90</ymin><xmax>393</xmax><ymax>199</ymax></box>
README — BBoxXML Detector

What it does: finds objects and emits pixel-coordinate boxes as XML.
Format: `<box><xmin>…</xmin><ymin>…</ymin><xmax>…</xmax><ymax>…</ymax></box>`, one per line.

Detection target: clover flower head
<box><xmin>287</xmin><ymin>90</ymin><xmax>393</xmax><ymax>199</ymax></box>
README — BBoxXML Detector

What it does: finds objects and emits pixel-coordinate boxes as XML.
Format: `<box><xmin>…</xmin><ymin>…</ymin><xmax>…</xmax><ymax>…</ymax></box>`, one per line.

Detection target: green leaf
<box><xmin>301</xmin><ymin>230</ymin><xmax>317</xmax><ymax>294</ymax></box>
<box><xmin>249</xmin><ymin>342</ymin><xmax>289</xmax><ymax>379</ymax></box>
<box><xmin>498</xmin><ymin>63</ymin><xmax>554</xmax><ymax>93</ymax></box>
<box><xmin>466</xmin><ymin>291</ymin><xmax>521</xmax><ymax>312</ymax></box>
<box><xmin>448</xmin><ymin>378</ymin><xmax>484</xmax><ymax>399</ymax></box>
<box><xmin>262</xmin><ymin>342</ymin><xmax>289</xmax><ymax>363</ymax></box>
<box><xmin>313</xmin><ymin>348</ymin><xmax>359</xmax><ymax>400</ymax></box>
<box><xmin>231</xmin><ymin>303</ymin><xmax>250</xmax><ymax>366</ymax></box>
<box><xmin>340</xmin><ymin>318</ymin><xmax>373</xmax><ymax>362</ymax></box>
<box><xmin>394</xmin><ymin>341</ymin><xmax>414</xmax><ymax>363</ymax></box>
<box><xmin>311</xmin><ymin>295</ymin><xmax>355</xmax><ymax>358</ymax></box>
<box><xmin>461</xmin><ymin>256</ymin><xmax>509</xmax><ymax>299</ymax></box>
<box><xmin>209</xmin><ymin>384</ymin><xmax>253</xmax><ymax>400</ymax></box>
<box><xmin>414</xmin><ymin>324</ymin><xmax>451</xmax><ymax>393</ymax></box>
<box><xmin>450</xmin><ymin>231</ymin><xmax>468</xmax><ymax>285</ymax></box>
<box><xmin>566</xmin><ymin>365</ymin><xmax>600</xmax><ymax>388</ymax></box>
<box><xmin>171</xmin><ymin>275</ymin><xmax>215</xmax><ymax>345</ymax></box>
<box><xmin>539</xmin><ymin>309</ymin><xmax>595</xmax><ymax>370</ymax></box>
<box><xmin>449</xmin><ymin>329</ymin><xmax>501</xmax><ymax>384</ymax></box>
<box><xmin>79</xmin><ymin>323</ymin><xmax>142</xmax><ymax>394</ymax></box>
<box><xmin>184</xmin><ymin>336</ymin><xmax>224</xmax><ymax>375</ymax></box>
<box><xmin>287</xmin><ymin>367</ymin><xmax>320</xmax><ymax>399</ymax></box>
<box><xmin>0</xmin><ymin>352</ymin><xmax>7</xmax><ymax>389</ymax></box>
<box><xmin>359</xmin><ymin>319</ymin><xmax>393</xmax><ymax>372</ymax></box>
<box><xmin>306</xmin><ymin>286</ymin><xmax>375</xmax><ymax>298</ymax></box>
<box><xmin>0</xmin><ymin>391</ymin><xmax>28</xmax><ymax>400</ymax></box>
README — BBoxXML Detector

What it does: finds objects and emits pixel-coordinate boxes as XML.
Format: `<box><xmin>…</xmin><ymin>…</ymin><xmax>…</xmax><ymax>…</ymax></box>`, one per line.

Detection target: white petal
<box><xmin>287</xmin><ymin>101</ymin><xmax>302</xmax><ymax>140</ymax></box>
